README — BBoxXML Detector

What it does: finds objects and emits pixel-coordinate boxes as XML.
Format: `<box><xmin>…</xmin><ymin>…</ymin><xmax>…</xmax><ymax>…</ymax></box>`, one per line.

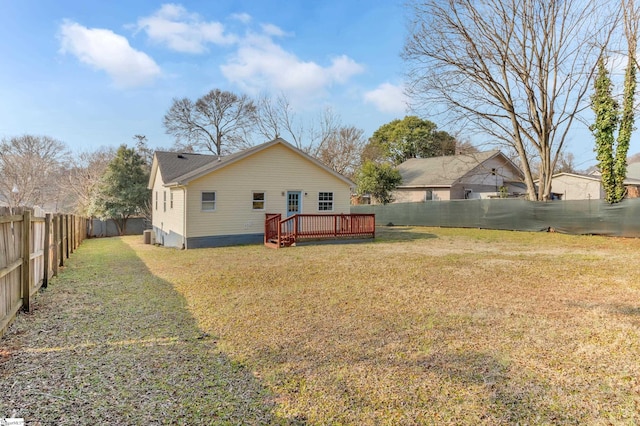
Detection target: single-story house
<box><xmin>548</xmin><ymin>172</ymin><xmax>640</xmax><ymax>200</ymax></box>
<box><xmin>626</xmin><ymin>162</ymin><xmax>640</xmax><ymax>180</ymax></box>
<box><xmin>392</xmin><ymin>150</ymin><xmax>525</xmax><ymax>202</ymax></box>
<box><xmin>148</xmin><ymin>138</ymin><xmax>354</xmax><ymax>249</ymax></box>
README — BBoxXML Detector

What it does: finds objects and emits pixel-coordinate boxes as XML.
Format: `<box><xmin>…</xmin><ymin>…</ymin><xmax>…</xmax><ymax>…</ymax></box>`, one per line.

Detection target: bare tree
<box><xmin>255</xmin><ymin>93</ymin><xmax>304</xmax><ymax>147</ymax></box>
<box><xmin>255</xmin><ymin>93</ymin><xmax>341</xmax><ymax>155</ymax></box>
<box><xmin>163</xmin><ymin>89</ymin><xmax>257</xmax><ymax>155</ymax></box>
<box><xmin>315</xmin><ymin>126</ymin><xmax>366</xmax><ymax>179</ymax></box>
<box><xmin>66</xmin><ymin>147</ymin><xmax>115</xmax><ymax>216</ymax></box>
<box><xmin>404</xmin><ymin>0</ymin><xmax>618</xmax><ymax>200</ymax></box>
<box><xmin>0</xmin><ymin>135</ymin><xmax>70</xmax><ymax>209</ymax></box>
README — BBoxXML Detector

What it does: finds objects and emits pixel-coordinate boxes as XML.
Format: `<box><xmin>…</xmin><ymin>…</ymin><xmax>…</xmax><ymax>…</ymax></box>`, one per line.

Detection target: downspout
<box><xmin>182</xmin><ymin>186</ymin><xmax>187</xmax><ymax>249</ymax></box>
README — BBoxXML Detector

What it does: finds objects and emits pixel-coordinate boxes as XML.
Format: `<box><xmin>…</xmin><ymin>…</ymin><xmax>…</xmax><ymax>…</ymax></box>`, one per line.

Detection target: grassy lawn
<box><xmin>2</xmin><ymin>227</ymin><xmax>639</xmax><ymax>424</ymax></box>
<box><xmin>130</xmin><ymin>227</ymin><xmax>640</xmax><ymax>424</ymax></box>
<box><xmin>0</xmin><ymin>238</ymin><xmax>284</xmax><ymax>425</ymax></box>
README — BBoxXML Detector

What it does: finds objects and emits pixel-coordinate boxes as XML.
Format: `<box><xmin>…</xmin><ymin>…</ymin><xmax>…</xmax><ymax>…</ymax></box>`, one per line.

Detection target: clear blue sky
<box><xmin>0</xmin><ymin>0</ymin><xmax>636</xmax><ymax>168</ymax></box>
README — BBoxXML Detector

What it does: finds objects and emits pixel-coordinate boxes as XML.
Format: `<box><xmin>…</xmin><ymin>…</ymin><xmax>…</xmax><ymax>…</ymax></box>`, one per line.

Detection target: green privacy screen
<box><xmin>351</xmin><ymin>198</ymin><xmax>640</xmax><ymax>237</ymax></box>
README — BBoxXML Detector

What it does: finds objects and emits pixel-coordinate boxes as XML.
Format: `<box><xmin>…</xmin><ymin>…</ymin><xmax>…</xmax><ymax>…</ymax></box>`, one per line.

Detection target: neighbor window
<box><xmin>318</xmin><ymin>192</ymin><xmax>334</xmax><ymax>211</ymax></box>
<box><xmin>425</xmin><ymin>190</ymin><xmax>433</xmax><ymax>201</ymax></box>
<box><xmin>252</xmin><ymin>191</ymin><xmax>265</xmax><ymax>210</ymax></box>
<box><xmin>202</xmin><ymin>192</ymin><xmax>216</xmax><ymax>211</ymax></box>
<box><xmin>155</xmin><ymin>191</ymin><xmax>158</xmax><ymax>210</ymax></box>
<box><xmin>163</xmin><ymin>191</ymin><xmax>167</xmax><ymax>212</ymax></box>
<box><xmin>170</xmin><ymin>191</ymin><xmax>174</xmax><ymax>209</ymax></box>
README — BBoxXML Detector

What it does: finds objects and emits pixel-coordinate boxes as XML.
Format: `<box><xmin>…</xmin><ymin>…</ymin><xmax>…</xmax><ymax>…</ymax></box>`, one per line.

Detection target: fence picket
<box><xmin>0</xmin><ymin>210</ymin><xmax>86</xmax><ymax>337</ymax></box>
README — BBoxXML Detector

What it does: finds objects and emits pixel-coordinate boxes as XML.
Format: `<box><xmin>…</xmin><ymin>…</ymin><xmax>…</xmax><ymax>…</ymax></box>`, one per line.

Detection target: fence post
<box><xmin>59</xmin><ymin>214</ymin><xmax>65</xmax><ymax>267</ymax></box>
<box><xmin>53</xmin><ymin>214</ymin><xmax>59</xmax><ymax>276</ymax></box>
<box><xmin>43</xmin><ymin>213</ymin><xmax>51</xmax><ymax>288</ymax></box>
<box><xmin>65</xmin><ymin>215</ymin><xmax>70</xmax><ymax>260</ymax></box>
<box><xmin>70</xmin><ymin>215</ymin><xmax>74</xmax><ymax>254</ymax></box>
<box><xmin>22</xmin><ymin>210</ymin><xmax>32</xmax><ymax>312</ymax></box>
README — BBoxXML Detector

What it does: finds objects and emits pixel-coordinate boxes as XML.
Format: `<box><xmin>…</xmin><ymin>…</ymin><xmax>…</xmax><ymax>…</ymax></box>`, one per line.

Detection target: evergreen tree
<box><xmin>91</xmin><ymin>145</ymin><xmax>150</xmax><ymax>235</ymax></box>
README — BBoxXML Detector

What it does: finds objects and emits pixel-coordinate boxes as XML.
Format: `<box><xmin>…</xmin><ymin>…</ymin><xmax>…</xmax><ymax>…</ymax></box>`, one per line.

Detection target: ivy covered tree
<box><xmin>356</xmin><ymin>160</ymin><xmax>402</xmax><ymax>205</ymax></box>
<box><xmin>91</xmin><ymin>145</ymin><xmax>150</xmax><ymax>235</ymax></box>
<box><xmin>591</xmin><ymin>54</ymin><xmax>636</xmax><ymax>203</ymax></box>
<box><xmin>591</xmin><ymin>59</ymin><xmax>619</xmax><ymax>203</ymax></box>
<box><xmin>365</xmin><ymin>116</ymin><xmax>456</xmax><ymax>165</ymax></box>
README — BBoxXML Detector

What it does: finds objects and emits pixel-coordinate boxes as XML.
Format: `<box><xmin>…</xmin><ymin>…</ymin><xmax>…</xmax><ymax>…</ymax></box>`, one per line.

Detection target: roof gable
<box><xmin>150</xmin><ymin>138</ymin><xmax>354</xmax><ymax>188</ymax></box>
<box><xmin>397</xmin><ymin>151</ymin><xmax>522</xmax><ymax>187</ymax></box>
<box><xmin>153</xmin><ymin>152</ymin><xmax>218</xmax><ymax>185</ymax></box>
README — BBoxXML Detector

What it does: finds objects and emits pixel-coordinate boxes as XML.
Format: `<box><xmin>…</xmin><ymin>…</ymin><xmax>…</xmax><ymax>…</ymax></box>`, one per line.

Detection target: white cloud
<box><xmin>231</xmin><ymin>13</ymin><xmax>252</xmax><ymax>24</ymax></box>
<box><xmin>364</xmin><ymin>83</ymin><xmax>408</xmax><ymax>114</ymax></box>
<box><xmin>59</xmin><ymin>21</ymin><xmax>161</xmax><ymax>88</ymax></box>
<box><xmin>261</xmin><ymin>23</ymin><xmax>287</xmax><ymax>37</ymax></box>
<box><xmin>134</xmin><ymin>4</ymin><xmax>364</xmax><ymax>100</ymax></box>
<box><xmin>221</xmin><ymin>32</ymin><xmax>364</xmax><ymax>100</ymax></box>
<box><xmin>137</xmin><ymin>3</ymin><xmax>236</xmax><ymax>53</ymax></box>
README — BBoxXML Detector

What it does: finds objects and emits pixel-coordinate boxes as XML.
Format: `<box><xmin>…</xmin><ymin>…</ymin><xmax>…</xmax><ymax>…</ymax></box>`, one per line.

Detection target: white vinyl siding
<box><xmin>185</xmin><ymin>143</ymin><xmax>351</xmax><ymax>238</ymax></box>
<box><xmin>150</xmin><ymin>168</ymin><xmax>185</xmax><ymax>239</ymax></box>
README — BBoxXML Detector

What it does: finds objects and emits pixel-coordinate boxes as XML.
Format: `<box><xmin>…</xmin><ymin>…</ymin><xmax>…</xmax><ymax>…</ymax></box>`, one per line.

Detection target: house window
<box><xmin>318</xmin><ymin>192</ymin><xmax>333</xmax><ymax>211</ymax></box>
<box><xmin>170</xmin><ymin>192</ymin><xmax>174</xmax><ymax>209</ymax></box>
<box><xmin>202</xmin><ymin>192</ymin><xmax>216</xmax><ymax>211</ymax></box>
<box><xmin>163</xmin><ymin>191</ymin><xmax>167</xmax><ymax>212</ymax></box>
<box><xmin>252</xmin><ymin>192</ymin><xmax>265</xmax><ymax>210</ymax></box>
<box><xmin>155</xmin><ymin>191</ymin><xmax>158</xmax><ymax>210</ymax></box>
<box><xmin>425</xmin><ymin>190</ymin><xmax>433</xmax><ymax>201</ymax></box>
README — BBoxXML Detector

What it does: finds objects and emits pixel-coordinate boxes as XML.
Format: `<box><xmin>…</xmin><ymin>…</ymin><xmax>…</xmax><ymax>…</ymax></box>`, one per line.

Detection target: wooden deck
<box><xmin>264</xmin><ymin>213</ymin><xmax>375</xmax><ymax>248</ymax></box>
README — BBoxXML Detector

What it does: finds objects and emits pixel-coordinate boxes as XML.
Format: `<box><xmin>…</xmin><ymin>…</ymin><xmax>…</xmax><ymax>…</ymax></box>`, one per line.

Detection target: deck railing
<box><xmin>265</xmin><ymin>213</ymin><xmax>375</xmax><ymax>248</ymax></box>
<box><xmin>264</xmin><ymin>213</ymin><xmax>281</xmax><ymax>247</ymax></box>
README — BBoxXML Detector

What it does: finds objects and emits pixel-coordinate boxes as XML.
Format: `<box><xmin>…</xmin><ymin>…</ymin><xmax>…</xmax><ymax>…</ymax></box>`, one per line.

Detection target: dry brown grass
<box><xmin>130</xmin><ymin>227</ymin><xmax>640</xmax><ymax>424</ymax></box>
<box><xmin>2</xmin><ymin>227</ymin><xmax>638</xmax><ymax>424</ymax></box>
<box><xmin>0</xmin><ymin>238</ymin><xmax>285</xmax><ymax>425</ymax></box>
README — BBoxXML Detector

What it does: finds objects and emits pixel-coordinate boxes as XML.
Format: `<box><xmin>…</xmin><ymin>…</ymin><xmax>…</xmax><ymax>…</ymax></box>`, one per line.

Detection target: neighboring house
<box><xmin>626</xmin><ymin>162</ymin><xmax>640</xmax><ymax>180</ymax></box>
<box><xmin>148</xmin><ymin>138</ymin><xmax>354</xmax><ymax>249</ymax></box>
<box><xmin>548</xmin><ymin>172</ymin><xmax>640</xmax><ymax>200</ymax></box>
<box><xmin>392</xmin><ymin>150</ymin><xmax>525</xmax><ymax>202</ymax></box>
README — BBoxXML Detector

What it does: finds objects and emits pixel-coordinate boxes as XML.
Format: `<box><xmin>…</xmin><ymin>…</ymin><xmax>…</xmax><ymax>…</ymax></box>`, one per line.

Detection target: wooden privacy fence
<box><xmin>0</xmin><ymin>208</ymin><xmax>87</xmax><ymax>337</ymax></box>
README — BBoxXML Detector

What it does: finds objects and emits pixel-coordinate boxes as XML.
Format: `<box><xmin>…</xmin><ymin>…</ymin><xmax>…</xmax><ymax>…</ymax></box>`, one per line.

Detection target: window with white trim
<box><xmin>170</xmin><ymin>191</ymin><xmax>174</xmax><ymax>209</ymax></box>
<box><xmin>202</xmin><ymin>192</ymin><xmax>216</xmax><ymax>211</ymax></box>
<box><xmin>163</xmin><ymin>191</ymin><xmax>167</xmax><ymax>212</ymax></box>
<box><xmin>155</xmin><ymin>191</ymin><xmax>158</xmax><ymax>210</ymax></box>
<box><xmin>252</xmin><ymin>191</ymin><xmax>265</xmax><ymax>210</ymax></box>
<box><xmin>318</xmin><ymin>192</ymin><xmax>334</xmax><ymax>211</ymax></box>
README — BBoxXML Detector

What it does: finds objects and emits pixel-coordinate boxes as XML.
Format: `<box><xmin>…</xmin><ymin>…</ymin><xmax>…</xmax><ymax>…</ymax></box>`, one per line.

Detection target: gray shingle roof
<box><xmin>627</xmin><ymin>162</ymin><xmax>640</xmax><ymax>180</ymax></box>
<box><xmin>154</xmin><ymin>151</ymin><xmax>218</xmax><ymax>184</ymax></box>
<box><xmin>397</xmin><ymin>150</ymin><xmax>505</xmax><ymax>187</ymax></box>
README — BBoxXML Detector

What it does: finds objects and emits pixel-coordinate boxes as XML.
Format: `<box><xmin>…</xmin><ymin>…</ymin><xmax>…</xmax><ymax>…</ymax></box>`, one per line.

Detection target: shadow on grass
<box><xmin>0</xmin><ymin>237</ymin><xmax>299</xmax><ymax>425</ymax></box>
<box><xmin>374</xmin><ymin>226</ymin><xmax>438</xmax><ymax>243</ymax></box>
<box><xmin>609</xmin><ymin>303</ymin><xmax>640</xmax><ymax>317</ymax></box>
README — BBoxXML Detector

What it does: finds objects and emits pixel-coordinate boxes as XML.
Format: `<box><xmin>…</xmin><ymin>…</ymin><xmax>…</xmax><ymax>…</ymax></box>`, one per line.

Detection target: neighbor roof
<box><xmin>149</xmin><ymin>138</ymin><xmax>354</xmax><ymax>189</ymax></box>
<box><xmin>397</xmin><ymin>150</ymin><xmax>522</xmax><ymax>188</ymax></box>
<box><xmin>546</xmin><ymin>172</ymin><xmax>640</xmax><ymax>186</ymax></box>
<box><xmin>627</xmin><ymin>162</ymin><xmax>640</xmax><ymax>180</ymax></box>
